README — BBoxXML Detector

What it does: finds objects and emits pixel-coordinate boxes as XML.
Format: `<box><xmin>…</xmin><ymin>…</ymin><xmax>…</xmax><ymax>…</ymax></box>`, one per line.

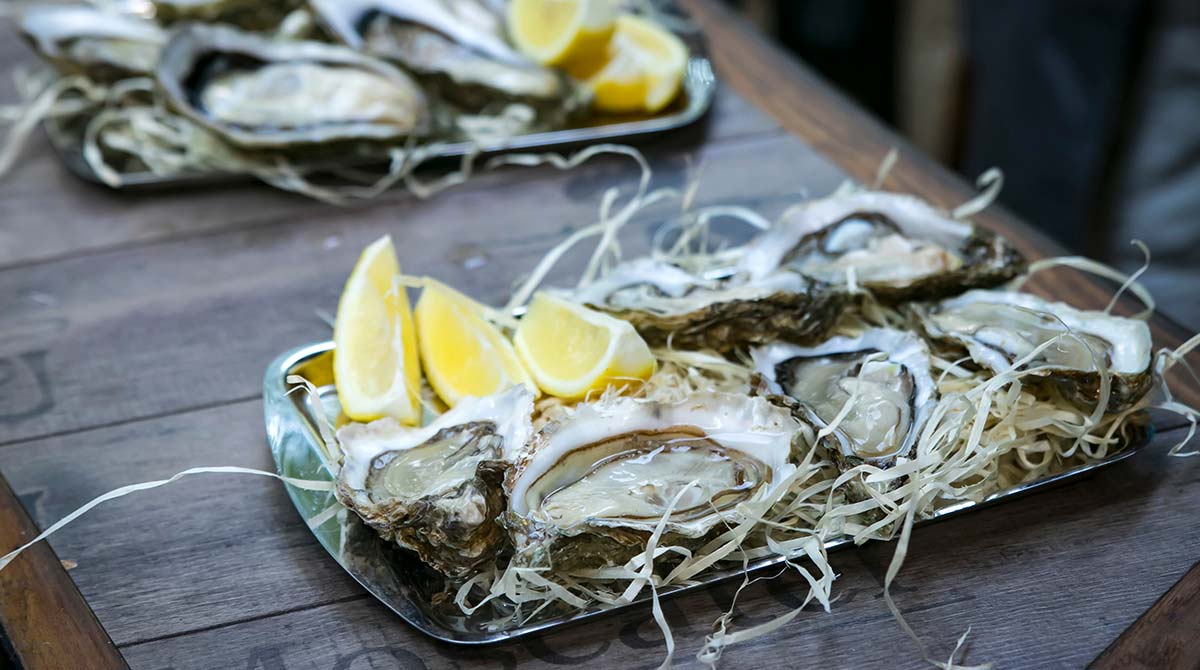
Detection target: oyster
<box><xmin>157</xmin><ymin>24</ymin><xmax>428</xmax><ymax>150</ymax></box>
<box><xmin>752</xmin><ymin>328</ymin><xmax>937</xmax><ymax>499</ymax></box>
<box><xmin>336</xmin><ymin>385</ymin><xmax>534</xmax><ymax>578</ymax></box>
<box><xmin>563</xmin><ymin>258</ymin><xmax>847</xmax><ymax>352</ymax></box>
<box><xmin>151</xmin><ymin>0</ymin><xmax>304</xmax><ymax>30</ymax></box>
<box><xmin>919</xmin><ymin>289</ymin><xmax>1153</xmax><ymax>412</ymax></box>
<box><xmin>19</xmin><ymin>6</ymin><xmax>167</xmax><ymax>80</ymax></box>
<box><xmin>736</xmin><ymin>191</ymin><xmax>1025</xmax><ymax>302</ymax></box>
<box><xmin>310</xmin><ymin>0</ymin><xmax>568</xmax><ymax>111</ymax></box>
<box><xmin>503</xmin><ymin>393</ymin><xmax>801</xmax><ymax>570</ymax></box>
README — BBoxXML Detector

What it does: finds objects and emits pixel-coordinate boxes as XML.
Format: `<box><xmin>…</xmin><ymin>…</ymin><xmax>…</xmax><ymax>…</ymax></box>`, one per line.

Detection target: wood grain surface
<box><xmin>0</xmin><ymin>474</ymin><xmax>127</xmax><ymax>669</ymax></box>
<box><xmin>0</xmin><ymin>2</ymin><xmax>1197</xmax><ymax>669</ymax></box>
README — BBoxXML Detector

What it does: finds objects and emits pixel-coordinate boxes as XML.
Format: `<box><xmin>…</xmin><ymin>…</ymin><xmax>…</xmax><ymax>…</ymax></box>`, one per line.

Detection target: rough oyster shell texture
<box><xmin>920</xmin><ymin>289</ymin><xmax>1154</xmax><ymax>413</ymax></box>
<box><xmin>156</xmin><ymin>24</ymin><xmax>429</xmax><ymax>150</ymax></box>
<box><xmin>736</xmin><ymin>190</ymin><xmax>1027</xmax><ymax>303</ymax></box>
<box><xmin>335</xmin><ymin>386</ymin><xmax>533</xmax><ymax>577</ymax></box>
<box><xmin>565</xmin><ymin>258</ymin><xmax>847</xmax><ymax>353</ymax></box>
<box><xmin>752</xmin><ymin>328</ymin><xmax>937</xmax><ymax>501</ymax></box>
<box><xmin>502</xmin><ymin>392</ymin><xmax>802</xmax><ymax>571</ymax></box>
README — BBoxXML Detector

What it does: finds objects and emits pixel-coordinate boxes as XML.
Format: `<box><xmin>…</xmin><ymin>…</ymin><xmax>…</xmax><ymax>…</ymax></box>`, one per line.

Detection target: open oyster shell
<box><xmin>311</xmin><ymin>0</ymin><xmax>569</xmax><ymax>112</ymax></box>
<box><xmin>335</xmin><ymin>386</ymin><xmax>534</xmax><ymax>578</ymax></box>
<box><xmin>502</xmin><ymin>392</ymin><xmax>801</xmax><ymax>571</ymax></box>
<box><xmin>919</xmin><ymin>289</ymin><xmax>1153</xmax><ymax>412</ymax></box>
<box><xmin>157</xmin><ymin>24</ymin><xmax>429</xmax><ymax>150</ymax></box>
<box><xmin>736</xmin><ymin>191</ymin><xmax>1025</xmax><ymax>303</ymax></box>
<box><xmin>752</xmin><ymin>328</ymin><xmax>937</xmax><ymax>500</ymax></box>
<box><xmin>19</xmin><ymin>6</ymin><xmax>167</xmax><ymax>80</ymax></box>
<box><xmin>563</xmin><ymin>258</ymin><xmax>846</xmax><ymax>353</ymax></box>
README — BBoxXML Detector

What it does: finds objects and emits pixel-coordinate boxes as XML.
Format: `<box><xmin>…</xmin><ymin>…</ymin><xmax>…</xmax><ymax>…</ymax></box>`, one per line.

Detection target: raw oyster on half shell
<box><xmin>753</xmin><ymin>328</ymin><xmax>937</xmax><ymax>500</ymax></box>
<box><xmin>919</xmin><ymin>289</ymin><xmax>1153</xmax><ymax>412</ymax></box>
<box><xmin>310</xmin><ymin>0</ymin><xmax>568</xmax><ymax>112</ymax></box>
<box><xmin>336</xmin><ymin>385</ymin><xmax>534</xmax><ymax>577</ymax></box>
<box><xmin>736</xmin><ymin>191</ymin><xmax>1025</xmax><ymax>303</ymax></box>
<box><xmin>502</xmin><ymin>392</ymin><xmax>802</xmax><ymax>570</ymax></box>
<box><xmin>563</xmin><ymin>258</ymin><xmax>846</xmax><ymax>353</ymax></box>
<box><xmin>157</xmin><ymin>24</ymin><xmax>428</xmax><ymax>150</ymax></box>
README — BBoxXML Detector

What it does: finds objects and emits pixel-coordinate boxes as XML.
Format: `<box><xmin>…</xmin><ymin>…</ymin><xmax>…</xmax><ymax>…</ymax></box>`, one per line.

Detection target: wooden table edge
<box><xmin>0</xmin><ymin>473</ymin><xmax>128</xmax><ymax>669</ymax></box>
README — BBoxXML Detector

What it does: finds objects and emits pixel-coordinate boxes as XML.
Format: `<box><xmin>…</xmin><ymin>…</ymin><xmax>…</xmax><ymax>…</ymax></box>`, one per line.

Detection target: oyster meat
<box><xmin>336</xmin><ymin>385</ymin><xmax>534</xmax><ymax>577</ymax></box>
<box><xmin>19</xmin><ymin>6</ymin><xmax>167</xmax><ymax>80</ymax></box>
<box><xmin>736</xmin><ymin>191</ymin><xmax>1025</xmax><ymax>302</ymax></box>
<box><xmin>920</xmin><ymin>289</ymin><xmax>1153</xmax><ymax>412</ymax></box>
<box><xmin>563</xmin><ymin>257</ymin><xmax>847</xmax><ymax>352</ymax></box>
<box><xmin>753</xmin><ymin>328</ymin><xmax>937</xmax><ymax>499</ymax></box>
<box><xmin>151</xmin><ymin>0</ymin><xmax>304</xmax><ymax>30</ymax></box>
<box><xmin>157</xmin><ymin>25</ymin><xmax>428</xmax><ymax>149</ymax></box>
<box><xmin>311</xmin><ymin>0</ymin><xmax>568</xmax><ymax>111</ymax></box>
<box><xmin>503</xmin><ymin>392</ymin><xmax>801</xmax><ymax>570</ymax></box>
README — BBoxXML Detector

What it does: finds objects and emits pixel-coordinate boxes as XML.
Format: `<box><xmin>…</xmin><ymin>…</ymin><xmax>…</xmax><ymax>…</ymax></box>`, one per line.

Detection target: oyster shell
<box><xmin>19</xmin><ymin>6</ymin><xmax>167</xmax><ymax>80</ymax></box>
<box><xmin>336</xmin><ymin>385</ymin><xmax>534</xmax><ymax>578</ymax></box>
<box><xmin>919</xmin><ymin>289</ymin><xmax>1153</xmax><ymax>412</ymax></box>
<box><xmin>151</xmin><ymin>0</ymin><xmax>304</xmax><ymax>30</ymax></box>
<box><xmin>563</xmin><ymin>258</ymin><xmax>847</xmax><ymax>353</ymax></box>
<box><xmin>310</xmin><ymin>0</ymin><xmax>568</xmax><ymax>111</ymax></box>
<box><xmin>157</xmin><ymin>24</ymin><xmax>428</xmax><ymax>150</ymax></box>
<box><xmin>502</xmin><ymin>392</ymin><xmax>801</xmax><ymax>570</ymax></box>
<box><xmin>752</xmin><ymin>328</ymin><xmax>937</xmax><ymax>499</ymax></box>
<box><xmin>736</xmin><ymin>191</ymin><xmax>1025</xmax><ymax>302</ymax></box>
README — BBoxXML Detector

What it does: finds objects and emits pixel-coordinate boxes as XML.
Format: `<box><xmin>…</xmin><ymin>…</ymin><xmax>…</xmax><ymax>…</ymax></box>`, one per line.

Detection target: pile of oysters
<box><xmin>331</xmin><ymin>189</ymin><xmax>1157</xmax><ymax>579</ymax></box>
<box><xmin>15</xmin><ymin>0</ymin><xmax>595</xmax><ymax>187</ymax></box>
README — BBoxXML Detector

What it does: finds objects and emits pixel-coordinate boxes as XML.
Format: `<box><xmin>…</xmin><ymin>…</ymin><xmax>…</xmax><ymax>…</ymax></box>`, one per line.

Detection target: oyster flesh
<box><xmin>752</xmin><ymin>328</ymin><xmax>937</xmax><ymax>499</ymax></box>
<box><xmin>157</xmin><ymin>24</ymin><xmax>428</xmax><ymax>150</ymax></box>
<box><xmin>310</xmin><ymin>0</ymin><xmax>568</xmax><ymax>111</ymax></box>
<box><xmin>503</xmin><ymin>392</ymin><xmax>801</xmax><ymax>570</ymax></box>
<box><xmin>19</xmin><ymin>6</ymin><xmax>167</xmax><ymax>80</ymax></box>
<box><xmin>919</xmin><ymin>289</ymin><xmax>1153</xmax><ymax>412</ymax></box>
<box><xmin>336</xmin><ymin>385</ymin><xmax>534</xmax><ymax>577</ymax></box>
<box><xmin>563</xmin><ymin>257</ymin><xmax>846</xmax><ymax>352</ymax></box>
<box><xmin>736</xmin><ymin>191</ymin><xmax>1025</xmax><ymax>302</ymax></box>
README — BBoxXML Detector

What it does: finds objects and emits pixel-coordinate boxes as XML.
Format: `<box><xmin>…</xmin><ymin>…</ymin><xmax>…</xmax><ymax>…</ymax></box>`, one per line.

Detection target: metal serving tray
<box><xmin>46</xmin><ymin>56</ymin><xmax>715</xmax><ymax>188</ymax></box>
<box><xmin>263</xmin><ymin>341</ymin><xmax>1152</xmax><ymax>645</ymax></box>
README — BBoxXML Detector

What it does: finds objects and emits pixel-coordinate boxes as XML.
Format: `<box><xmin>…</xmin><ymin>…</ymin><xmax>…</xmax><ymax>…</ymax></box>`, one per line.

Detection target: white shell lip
<box><xmin>928</xmin><ymin>289</ymin><xmax>1152</xmax><ymax>375</ymax></box>
<box><xmin>506</xmin><ymin>393</ymin><xmax>800</xmax><ymax>534</ymax></box>
<box><xmin>736</xmin><ymin>191</ymin><xmax>973</xmax><ymax>280</ymax></box>
<box><xmin>751</xmin><ymin>328</ymin><xmax>937</xmax><ymax>462</ymax></box>
<box><xmin>337</xmin><ymin>385</ymin><xmax>534</xmax><ymax>492</ymax></box>
<box><xmin>20</xmin><ymin>6</ymin><xmax>166</xmax><ymax>56</ymax></box>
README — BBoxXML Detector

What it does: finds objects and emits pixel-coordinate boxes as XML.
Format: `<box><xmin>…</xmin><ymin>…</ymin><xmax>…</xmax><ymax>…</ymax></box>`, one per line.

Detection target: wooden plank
<box><xmin>0</xmin><ymin>472</ymin><xmax>128</xmax><ymax>669</ymax></box>
<box><xmin>0</xmin><ymin>400</ymin><xmax>363</xmax><ymax>647</ymax></box>
<box><xmin>0</xmin><ymin>130</ymin><xmax>841</xmax><ymax>446</ymax></box>
<box><xmin>0</xmin><ymin>35</ymin><xmax>777</xmax><ymax>271</ymax></box>
<box><xmin>87</xmin><ymin>427</ymin><xmax>1200</xmax><ymax>669</ymax></box>
<box><xmin>1090</xmin><ymin>560</ymin><xmax>1200</xmax><ymax>670</ymax></box>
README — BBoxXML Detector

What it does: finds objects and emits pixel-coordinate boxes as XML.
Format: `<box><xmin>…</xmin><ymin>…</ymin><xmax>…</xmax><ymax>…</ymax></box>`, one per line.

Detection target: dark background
<box><xmin>727</xmin><ymin>0</ymin><xmax>1200</xmax><ymax>329</ymax></box>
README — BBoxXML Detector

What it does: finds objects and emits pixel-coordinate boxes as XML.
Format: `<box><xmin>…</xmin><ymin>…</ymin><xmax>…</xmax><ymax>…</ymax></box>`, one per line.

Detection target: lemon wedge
<box><xmin>415</xmin><ymin>281</ymin><xmax>536</xmax><ymax>407</ymax></box>
<box><xmin>514</xmin><ymin>292</ymin><xmax>655</xmax><ymax>399</ymax></box>
<box><xmin>508</xmin><ymin>0</ymin><xmax>617</xmax><ymax>73</ymax></box>
<box><xmin>333</xmin><ymin>235</ymin><xmax>422</xmax><ymax>424</ymax></box>
<box><xmin>586</xmin><ymin>14</ymin><xmax>688</xmax><ymax>114</ymax></box>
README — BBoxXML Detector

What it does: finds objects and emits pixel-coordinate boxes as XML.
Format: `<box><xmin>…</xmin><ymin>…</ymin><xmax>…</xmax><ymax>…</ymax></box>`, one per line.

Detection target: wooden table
<box><xmin>2</xmin><ymin>2</ymin><xmax>1198</xmax><ymax>668</ymax></box>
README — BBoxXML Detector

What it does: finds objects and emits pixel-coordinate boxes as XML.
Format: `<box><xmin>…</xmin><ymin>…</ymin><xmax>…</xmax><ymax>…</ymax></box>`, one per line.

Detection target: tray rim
<box><xmin>264</xmin><ymin>340</ymin><xmax>1152</xmax><ymax>646</ymax></box>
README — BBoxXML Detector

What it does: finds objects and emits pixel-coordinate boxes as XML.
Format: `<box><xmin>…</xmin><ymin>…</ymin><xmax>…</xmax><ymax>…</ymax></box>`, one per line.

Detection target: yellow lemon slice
<box><xmin>414</xmin><ymin>281</ymin><xmax>536</xmax><ymax>408</ymax></box>
<box><xmin>508</xmin><ymin>0</ymin><xmax>616</xmax><ymax>73</ymax></box>
<box><xmin>586</xmin><ymin>14</ymin><xmax>688</xmax><ymax>114</ymax></box>
<box><xmin>514</xmin><ymin>292</ymin><xmax>655</xmax><ymax>400</ymax></box>
<box><xmin>333</xmin><ymin>235</ymin><xmax>422</xmax><ymax>424</ymax></box>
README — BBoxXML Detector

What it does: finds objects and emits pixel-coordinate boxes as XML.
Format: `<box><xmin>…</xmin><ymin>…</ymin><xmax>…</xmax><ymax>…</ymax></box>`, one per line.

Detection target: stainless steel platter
<box><xmin>44</xmin><ymin>55</ymin><xmax>715</xmax><ymax>188</ymax></box>
<box><xmin>263</xmin><ymin>340</ymin><xmax>1153</xmax><ymax>645</ymax></box>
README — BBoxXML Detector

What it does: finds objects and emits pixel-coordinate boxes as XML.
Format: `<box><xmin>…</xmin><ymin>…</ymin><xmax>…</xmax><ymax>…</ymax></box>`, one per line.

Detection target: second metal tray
<box><xmin>263</xmin><ymin>341</ymin><xmax>1152</xmax><ymax>645</ymax></box>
